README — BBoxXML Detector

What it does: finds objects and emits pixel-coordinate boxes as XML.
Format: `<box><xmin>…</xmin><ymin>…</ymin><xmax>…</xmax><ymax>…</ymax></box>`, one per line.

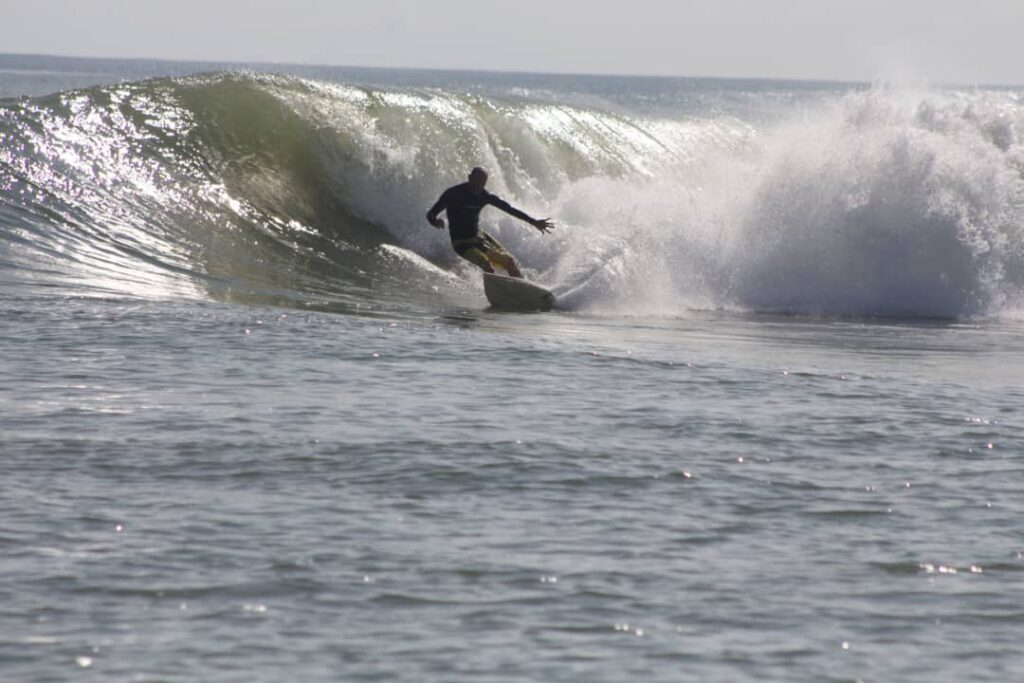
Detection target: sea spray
<box><xmin>544</xmin><ymin>87</ymin><xmax>1024</xmax><ymax>317</ymax></box>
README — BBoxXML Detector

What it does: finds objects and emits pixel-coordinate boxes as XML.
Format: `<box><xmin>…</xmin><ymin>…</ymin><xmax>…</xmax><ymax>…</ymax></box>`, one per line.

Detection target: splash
<box><xmin>545</xmin><ymin>87</ymin><xmax>1024</xmax><ymax>318</ymax></box>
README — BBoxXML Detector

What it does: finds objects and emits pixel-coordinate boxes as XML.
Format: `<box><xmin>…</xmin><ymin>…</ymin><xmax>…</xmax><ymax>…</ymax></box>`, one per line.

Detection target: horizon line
<box><xmin>0</xmin><ymin>50</ymin><xmax>876</xmax><ymax>89</ymax></box>
<box><xmin>2</xmin><ymin>51</ymin><xmax>1020</xmax><ymax>91</ymax></box>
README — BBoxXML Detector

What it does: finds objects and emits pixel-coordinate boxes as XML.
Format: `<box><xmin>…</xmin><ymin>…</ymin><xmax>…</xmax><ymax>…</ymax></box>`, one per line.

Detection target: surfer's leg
<box><xmin>480</xmin><ymin>234</ymin><xmax>523</xmax><ymax>278</ymax></box>
<box><xmin>459</xmin><ymin>247</ymin><xmax>495</xmax><ymax>273</ymax></box>
<box><xmin>492</xmin><ymin>253</ymin><xmax>522</xmax><ymax>278</ymax></box>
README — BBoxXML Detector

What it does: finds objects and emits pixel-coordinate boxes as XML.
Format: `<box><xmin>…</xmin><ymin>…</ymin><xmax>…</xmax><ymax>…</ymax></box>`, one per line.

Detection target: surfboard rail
<box><xmin>483</xmin><ymin>272</ymin><xmax>555</xmax><ymax>311</ymax></box>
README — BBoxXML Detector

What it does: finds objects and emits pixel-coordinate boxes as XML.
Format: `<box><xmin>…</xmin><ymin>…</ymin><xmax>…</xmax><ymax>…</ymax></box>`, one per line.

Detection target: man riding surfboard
<box><xmin>427</xmin><ymin>167</ymin><xmax>554</xmax><ymax>278</ymax></box>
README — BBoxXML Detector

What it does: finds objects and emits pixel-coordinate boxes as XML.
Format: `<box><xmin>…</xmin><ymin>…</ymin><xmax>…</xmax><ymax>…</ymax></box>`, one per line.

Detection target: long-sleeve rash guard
<box><xmin>427</xmin><ymin>183</ymin><xmax>534</xmax><ymax>242</ymax></box>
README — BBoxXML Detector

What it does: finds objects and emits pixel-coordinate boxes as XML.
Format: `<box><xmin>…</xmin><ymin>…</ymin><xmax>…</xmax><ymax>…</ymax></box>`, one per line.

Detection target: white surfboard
<box><xmin>483</xmin><ymin>272</ymin><xmax>555</xmax><ymax>311</ymax></box>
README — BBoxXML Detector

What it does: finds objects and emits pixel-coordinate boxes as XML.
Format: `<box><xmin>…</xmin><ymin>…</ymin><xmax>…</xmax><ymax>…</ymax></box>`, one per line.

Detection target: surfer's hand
<box><xmin>429</xmin><ymin>217</ymin><xmax>445</xmax><ymax>229</ymax></box>
<box><xmin>533</xmin><ymin>218</ymin><xmax>555</xmax><ymax>234</ymax></box>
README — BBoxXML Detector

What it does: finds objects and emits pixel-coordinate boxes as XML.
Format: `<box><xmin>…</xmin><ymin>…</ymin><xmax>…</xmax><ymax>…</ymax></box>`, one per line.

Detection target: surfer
<box><xmin>427</xmin><ymin>167</ymin><xmax>554</xmax><ymax>278</ymax></box>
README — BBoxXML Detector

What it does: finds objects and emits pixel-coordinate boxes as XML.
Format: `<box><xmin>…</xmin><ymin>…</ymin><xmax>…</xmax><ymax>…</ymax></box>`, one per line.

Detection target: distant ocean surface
<box><xmin>2</xmin><ymin>54</ymin><xmax>1023</xmax><ymax>682</ymax></box>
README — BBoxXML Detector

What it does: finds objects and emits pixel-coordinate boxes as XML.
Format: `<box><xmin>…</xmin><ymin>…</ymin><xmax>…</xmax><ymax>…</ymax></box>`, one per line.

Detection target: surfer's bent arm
<box><xmin>426</xmin><ymin>192</ymin><xmax>449</xmax><ymax>229</ymax></box>
<box><xmin>487</xmin><ymin>195</ymin><xmax>555</xmax><ymax>233</ymax></box>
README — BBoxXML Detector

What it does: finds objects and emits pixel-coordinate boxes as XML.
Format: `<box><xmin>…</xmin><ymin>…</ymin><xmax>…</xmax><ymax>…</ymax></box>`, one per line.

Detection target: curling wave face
<box><xmin>1</xmin><ymin>72</ymin><xmax>1022</xmax><ymax>318</ymax></box>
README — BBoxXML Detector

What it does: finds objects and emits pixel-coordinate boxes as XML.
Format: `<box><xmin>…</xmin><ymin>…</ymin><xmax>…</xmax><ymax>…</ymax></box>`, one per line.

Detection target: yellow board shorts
<box><xmin>452</xmin><ymin>232</ymin><xmax>516</xmax><ymax>272</ymax></box>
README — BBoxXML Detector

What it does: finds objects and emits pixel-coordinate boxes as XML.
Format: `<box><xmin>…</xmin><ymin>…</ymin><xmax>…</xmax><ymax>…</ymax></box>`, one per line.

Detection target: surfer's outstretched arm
<box><xmin>488</xmin><ymin>196</ymin><xmax>556</xmax><ymax>234</ymax></box>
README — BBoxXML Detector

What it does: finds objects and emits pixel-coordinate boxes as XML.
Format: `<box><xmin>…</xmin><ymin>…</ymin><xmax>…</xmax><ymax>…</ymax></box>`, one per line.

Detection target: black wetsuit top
<box><xmin>427</xmin><ymin>183</ymin><xmax>534</xmax><ymax>245</ymax></box>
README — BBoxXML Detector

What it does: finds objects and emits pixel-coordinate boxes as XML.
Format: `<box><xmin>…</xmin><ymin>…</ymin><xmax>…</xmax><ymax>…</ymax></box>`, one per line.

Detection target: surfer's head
<box><xmin>468</xmin><ymin>167</ymin><xmax>488</xmax><ymax>193</ymax></box>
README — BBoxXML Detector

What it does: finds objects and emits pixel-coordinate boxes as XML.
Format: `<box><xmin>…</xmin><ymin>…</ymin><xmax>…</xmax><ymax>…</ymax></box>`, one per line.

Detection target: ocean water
<box><xmin>2</xmin><ymin>54</ymin><xmax>1024</xmax><ymax>682</ymax></box>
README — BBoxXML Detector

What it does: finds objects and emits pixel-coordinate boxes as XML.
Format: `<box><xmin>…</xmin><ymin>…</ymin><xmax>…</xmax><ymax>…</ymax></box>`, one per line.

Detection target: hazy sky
<box><xmin>3</xmin><ymin>0</ymin><xmax>1021</xmax><ymax>84</ymax></box>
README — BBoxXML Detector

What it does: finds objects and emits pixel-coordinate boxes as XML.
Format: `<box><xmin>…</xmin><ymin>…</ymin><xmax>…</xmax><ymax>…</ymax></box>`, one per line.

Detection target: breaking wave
<box><xmin>1</xmin><ymin>72</ymin><xmax>1022</xmax><ymax>318</ymax></box>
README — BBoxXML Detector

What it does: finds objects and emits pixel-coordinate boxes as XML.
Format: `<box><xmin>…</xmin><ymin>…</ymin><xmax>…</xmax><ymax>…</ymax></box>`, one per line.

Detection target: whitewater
<box><xmin>2</xmin><ymin>54</ymin><xmax>1023</xmax><ymax>682</ymax></box>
